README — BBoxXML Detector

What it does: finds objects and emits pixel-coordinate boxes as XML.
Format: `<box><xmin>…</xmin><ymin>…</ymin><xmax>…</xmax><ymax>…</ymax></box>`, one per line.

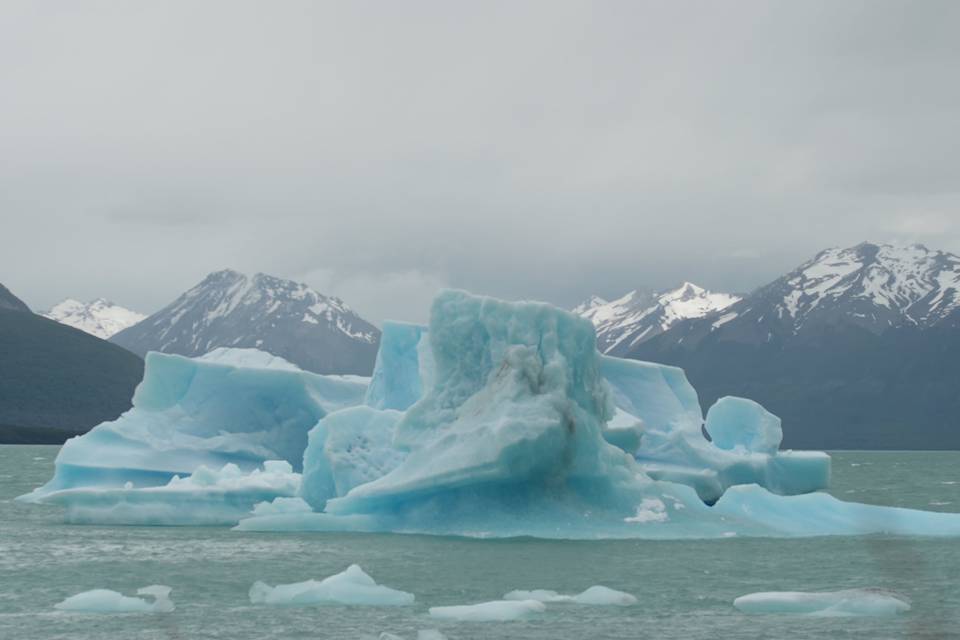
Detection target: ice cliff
<box><xmin>21</xmin><ymin>291</ymin><xmax>960</xmax><ymax>538</ymax></box>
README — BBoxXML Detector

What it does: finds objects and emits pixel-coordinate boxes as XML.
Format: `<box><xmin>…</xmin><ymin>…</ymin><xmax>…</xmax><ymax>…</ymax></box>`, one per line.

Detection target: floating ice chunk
<box><xmin>429</xmin><ymin>599</ymin><xmax>546</xmax><ymax>622</ymax></box>
<box><xmin>249</xmin><ymin>565</ymin><xmax>414</xmax><ymax>607</ymax></box>
<box><xmin>733</xmin><ymin>589</ymin><xmax>910</xmax><ymax>616</ymax></box>
<box><xmin>705</xmin><ymin>396</ymin><xmax>782</xmax><ymax>454</ymax></box>
<box><xmin>504</xmin><ymin>586</ymin><xmax>636</xmax><ymax>606</ymax></box>
<box><xmin>503</xmin><ymin>589</ymin><xmax>571</xmax><ymax>603</ymax></box>
<box><xmin>55</xmin><ymin>585</ymin><xmax>173</xmax><ymax>613</ymax></box>
<box><xmin>374</xmin><ymin>632</ymin><xmax>447</xmax><ymax>640</ymax></box>
<box><xmin>571</xmin><ymin>585</ymin><xmax>638</xmax><ymax>606</ymax></box>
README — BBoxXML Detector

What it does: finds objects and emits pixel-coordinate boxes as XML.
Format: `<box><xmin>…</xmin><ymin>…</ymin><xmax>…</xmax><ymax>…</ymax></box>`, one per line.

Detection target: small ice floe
<box><xmin>429</xmin><ymin>599</ymin><xmax>546</xmax><ymax>621</ymax></box>
<box><xmin>733</xmin><ymin>588</ymin><xmax>910</xmax><ymax>616</ymax></box>
<box><xmin>377</xmin><ymin>632</ymin><xmax>447</xmax><ymax>640</ymax></box>
<box><xmin>503</xmin><ymin>585</ymin><xmax>637</xmax><ymax>606</ymax></box>
<box><xmin>54</xmin><ymin>585</ymin><xmax>174</xmax><ymax>613</ymax></box>
<box><xmin>249</xmin><ymin>565</ymin><xmax>414</xmax><ymax>606</ymax></box>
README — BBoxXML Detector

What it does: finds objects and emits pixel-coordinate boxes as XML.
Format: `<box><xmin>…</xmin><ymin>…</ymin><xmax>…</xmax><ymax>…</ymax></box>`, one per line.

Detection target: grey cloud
<box><xmin>2</xmin><ymin>0</ymin><xmax>959</xmax><ymax>324</ymax></box>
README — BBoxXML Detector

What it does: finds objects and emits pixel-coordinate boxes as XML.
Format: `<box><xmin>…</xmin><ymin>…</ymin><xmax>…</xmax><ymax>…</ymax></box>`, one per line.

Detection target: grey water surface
<box><xmin>1</xmin><ymin>446</ymin><xmax>957</xmax><ymax>639</ymax></box>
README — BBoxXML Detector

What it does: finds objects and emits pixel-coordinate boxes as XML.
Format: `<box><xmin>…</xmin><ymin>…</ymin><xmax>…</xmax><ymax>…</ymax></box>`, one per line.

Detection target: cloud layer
<box><xmin>2</xmin><ymin>1</ymin><xmax>958</xmax><ymax>323</ymax></box>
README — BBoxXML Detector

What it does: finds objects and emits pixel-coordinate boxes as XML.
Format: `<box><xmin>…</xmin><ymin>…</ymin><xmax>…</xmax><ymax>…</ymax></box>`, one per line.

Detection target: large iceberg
<box><xmin>21</xmin><ymin>290</ymin><xmax>960</xmax><ymax>539</ymax></box>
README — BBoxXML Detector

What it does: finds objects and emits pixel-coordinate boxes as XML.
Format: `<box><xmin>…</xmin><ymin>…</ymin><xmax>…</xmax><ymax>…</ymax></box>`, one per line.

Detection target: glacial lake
<box><xmin>1</xmin><ymin>445</ymin><xmax>958</xmax><ymax>640</ymax></box>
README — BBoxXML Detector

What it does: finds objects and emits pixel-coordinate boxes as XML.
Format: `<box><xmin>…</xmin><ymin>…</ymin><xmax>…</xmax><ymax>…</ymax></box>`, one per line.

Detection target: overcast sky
<box><xmin>2</xmin><ymin>1</ymin><xmax>959</xmax><ymax>324</ymax></box>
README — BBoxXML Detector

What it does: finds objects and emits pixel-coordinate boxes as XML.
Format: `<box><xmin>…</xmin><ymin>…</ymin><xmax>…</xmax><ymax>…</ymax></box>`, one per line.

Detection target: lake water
<box><xmin>1</xmin><ymin>446</ymin><xmax>958</xmax><ymax>639</ymax></box>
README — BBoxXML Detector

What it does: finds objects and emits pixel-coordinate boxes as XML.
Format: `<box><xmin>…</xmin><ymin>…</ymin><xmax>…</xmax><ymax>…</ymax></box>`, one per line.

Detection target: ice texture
<box><xmin>429</xmin><ymin>600</ymin><xmax>547</xmax><ymax>621</ymax></box>
<box><xmin>733</xmin><ymin>589</ymin><xmax>910</xmax><ymax>616</ymax></box>
<box><xmin>504</xmin><ymin>586</ymin><xmax>637</xmax><ymax>605</ymax></box>
<box><xmin>55</xmin><ymin>585</ymin><xmax>174</xmax><ymax>613</ymax></box>
<box><xmin>706</xmin><ymin>397</ymin><xmax>781</xmax><ymax>453</ymax></box>
<box><xmin>249</xmin><ymin>564</ymin><xmax>414</xmax><ymax>606</ymax></box>
<box><xmin>301</xmin><ymin>407</ymin><xmax>405</xmax><ymax>511</ymax></box>
<box><xmin>20</xmin><ymin>349</ymin><xmax>365</xmax><ymax>512</ymax></box>
<box><xmin>364</xmin><ymin>322</ymin><xmax>433</xmax><ymax>411</ymax></box>
<box><xmin>24</xmin><ymin>461</ymin><xmax>301</xmax><ymax>526</ymax></box>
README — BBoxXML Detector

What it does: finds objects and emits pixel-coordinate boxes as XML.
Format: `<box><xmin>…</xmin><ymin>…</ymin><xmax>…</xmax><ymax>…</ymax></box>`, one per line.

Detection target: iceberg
<box><xmin>733</xmin><ymin>589</ymin><xmax>910</xmax><ymax>616</ymax></box>
<box><xmin>503</xmin><ymin>585</ymin><xmax>637</xmax><ymax>606</ymax></box>
<box><xmin>428</xmin><ymin>600</ymin><xmax>547</xmax><ymax>622</ymax></box>
<box><xmin>249</xmin><ymin>564</ymin><xmax>414</xmax><ymax>606</ymax></box>
<box><xmin>55</xmin><ymin>585</ymin><xmax>174</xmax><ymax>613</ymax></box>
<box><xmin>21</xmin><ymin>289</ymin><xmax>960</xmax><ymax>540</ymax></box>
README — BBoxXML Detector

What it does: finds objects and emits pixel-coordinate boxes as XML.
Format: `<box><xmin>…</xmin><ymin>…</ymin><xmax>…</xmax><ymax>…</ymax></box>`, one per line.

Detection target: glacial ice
<box><xmin>22</xmin><ymin>289</ymin><xmax>960</xmax><ymax>540</ymax></box>
<box><xmin>301</xmin><ymin>406</ymin><xmax>405</xmax><ymax>511</ymax></box>
<box><xmin>55</xmin><ymin>585</ymin><xmax>174</xmax><ymax>613</ymax></box>
<box><xmin>364</xmin><ymin>322</ymin><xmax>433</xmax><ymax>411</ymax></box>
<box><xmin>429</xmin><ymin>600</ymin><xmax>547</xmax><ymax>621</ymax></box>
<box><xmin>733</xmin><ymin>589</ymin><xmax>910</xmax><ymax>616</ymax></box>
<box><xmin>19</xmin><ymin>348</ymin><xmax>364</xmax><ymax>517</ymax></box>
<box><xmin>503</xmin><ymin>585</ymin><xmax>637</xmax><ymax>606</ymax></box>
<box><xmin>600</xmin><ymin>356</ymin><xmax>830</xmax><ymax>503</ymax></box>
<box><xmin>23</xmin><ymin>460</ymin><xmax>301</xmax><ymax>525</ymax></box>
<box><xmin>249</xmin><ymin>564</ymin><xmax>414</xmax><ymax>606</ymax></box>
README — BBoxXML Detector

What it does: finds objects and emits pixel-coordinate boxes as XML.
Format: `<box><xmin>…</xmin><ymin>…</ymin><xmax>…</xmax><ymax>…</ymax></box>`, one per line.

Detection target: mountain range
<box><xmin>109</xmin><ymin>270</ymin><xmax>381</xmax><ymax>375</ymax></box>
<box><xmin>574</xmin><ymin>282</ymin><xmax>740</xmax><ymax>355</ymax></box>
<box><xmin>625</xmin><ymin>242</ymin><xmax>960</xmax><ymax>449</ymax></box>
<box><xmin>6</xmin><ymin>242</ymin><xmax>960</xmax><ymax>448</ymax></box>
<box><xmin>43</xmin><ymin>298</ymin><xmax>145</xmax><ymax>339</ymax></box>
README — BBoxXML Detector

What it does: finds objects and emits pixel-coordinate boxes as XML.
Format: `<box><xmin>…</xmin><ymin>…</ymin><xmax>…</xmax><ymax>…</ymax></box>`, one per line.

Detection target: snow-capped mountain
<box><xmin>43</xmin><ymin>298</ymin><xmax>145</xmax><ymax>339</ymax></box>
<box><xmin>628</xmin><ymin>242</ymin><xmax>960</xmax><ymax>450</ymax></box>
<box><xmin>645</xmin><ymin>242</ymin><xmax>960</xmax><ymax>347</ymax></box>
<box><xmin>575</xmin><ymin>283</ymin><xmax>740</xmax><ymax>355</ymax></box>
<box><xmin>110</xmin><ymin>269</ymin><xmax>381</xmax><ymax>375</ymax></box>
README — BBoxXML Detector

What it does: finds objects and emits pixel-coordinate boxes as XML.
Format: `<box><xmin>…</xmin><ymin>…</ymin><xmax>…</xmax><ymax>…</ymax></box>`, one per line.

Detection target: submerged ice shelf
<box><xmin>20</xmin><ymin>290</ymin><xmax>960</xmax><ymax>539</ymax></box>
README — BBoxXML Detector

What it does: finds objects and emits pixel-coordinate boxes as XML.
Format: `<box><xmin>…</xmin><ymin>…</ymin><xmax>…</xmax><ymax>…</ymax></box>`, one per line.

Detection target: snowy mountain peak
<box><xmin>110</xmin><ymin>269</ymin><xmax>381</xmax><ymax>375</ymax></box>
<box><xmin>576</xmin><ymin>282</ymin><xmax>740</xmax><ymax>354</ymax></box>
<box><xmin>572</xmin><ymin>295</ymin><xmax>608</xmax><ymax>315</ymax></box>
<box><xmin>771</xmin><ymin>241</ymin><xmax>960</xmax><ymax>330</ymax></box>
<box><xmin>43</xmin><ymin>298</ymin><xmax>145</xmax><ymax>339</ymax></box>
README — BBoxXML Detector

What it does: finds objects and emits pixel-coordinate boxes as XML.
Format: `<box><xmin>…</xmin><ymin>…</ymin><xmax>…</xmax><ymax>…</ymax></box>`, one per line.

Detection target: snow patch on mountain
<box><xmin>43</xmin><ymin>298</ymin><xmax>145</xmax><ymax>339</ymax></box>
<box><xmin>771</xmin><ymin>243</ymin><xmax>960</xmax><ymax>332</ymax></box>
<box><xmin>576</xmin><ymin>283</ymin><xmax>740</xmax><ymax>354</ymax></box>
<box><xmin>109</xmin><ymin>270</ymin><xmax>381</xmax><ymax>375</ymax></box>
